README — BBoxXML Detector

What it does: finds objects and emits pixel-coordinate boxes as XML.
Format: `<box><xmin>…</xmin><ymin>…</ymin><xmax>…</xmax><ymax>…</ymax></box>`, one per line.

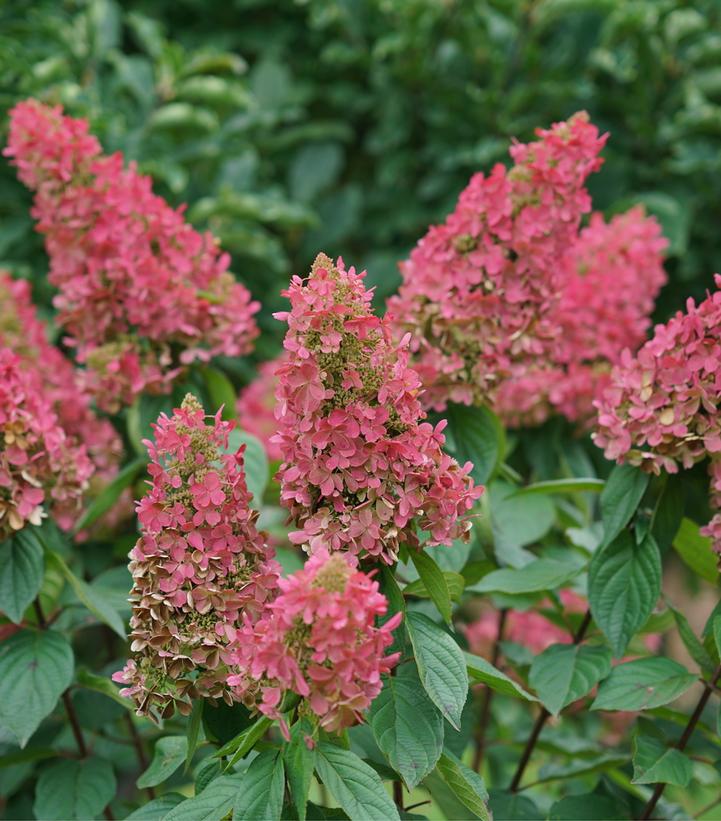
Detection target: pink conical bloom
<box><xmin>273</xmin><ymin>253</ymin><xmax>482</xmax><ymax>565</ymax></box>
<box><xmin>387</xmin><ymin>112</ymin><xmax>607</xmax><ymax>413</ymax></box>
<box><xmin>5</xmin><ymin>100</ymin><xmax>259</xmax><ymax>411</ymax></box>
<box><xmin>236</xmin><ymin>356</ymin><xmax>285</xmax><ymax>462</ymax></box>
<box><xmin>494</xmin><ymin>207</ymin><xmax>668</xmax><ymax>426</ymax></box>
<box><xmin>0</xmin><ymin>347</ymin><xmax>92</xmax><ymax>537</ymax></box>
<box><xmin>0</xmin><ymin>271</ymin><xmax>128</xmax><ymax>532</ymax></box>
<box><xmin>113</xmin><ymin>394</ymin><xmax>280</xmax><ymax>718</ymax></box>
<box><xmin>594</xmin><ymin>277</ymin><xmax>721</xmax><ymax>556</ymax></box>
<box><xmin>226</xmin><ymin>549</ymin><xmax>401</xmax><ymax>734</ymax></box>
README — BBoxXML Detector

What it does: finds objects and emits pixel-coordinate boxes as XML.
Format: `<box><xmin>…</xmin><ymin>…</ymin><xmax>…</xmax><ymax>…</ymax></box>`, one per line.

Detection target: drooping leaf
<box><xmin>631</xmin><ymin>733</ymin><xmax>692</xmax><ymax>786</ymax></box>
<box><xmin>434</xmin><ymin>750</ymin><xmax>490</xmax><ymax>821</ymax></box>
<box><xmin>0</xmin><ymin>530</ymin><xmax>44</xmax><ymax>623</ymax></box>
<box><xmin>669</xmin><ymin>605</ymin><xmax>715</xmax><ymax>673</ymax></box>
<box><xmin>599</xmin><ymin>464</ymin><xmax>649</xmax><ymax>547</ymax></box>
<box><xmin>315</xmin><ymin>742</ymin><xmax>400</xmax><ymax>821</ymax></box>
<box><xmin>445</xmin><ymin>403</ymin><xmax>505</xmax><ymax>484</ymax></box>
<box><xmin>33</xmin><ymin>758</ymin><xmax>116</xmax><ymax>820</ymax></box>
<box><xmin>410</xmin><ymin>551</ymin><xmax>453</xmax><ymax>625</ymax></box>
<box><xmin>672</xmin><ymin>518</ymin><xmax>719</xmax><ymax>583</ymax></box>
<box><xmin>137</xmin><ymin>735</ymin><xmax>188</xmax><ymax>789</ymax></box>
<box><xmin>406</xmin><ymin>612</ymin><xmax>468</xmax><ymax>730</ymax></box>
<box><xmin>588</xmin><ymin>531</ymin><xmax>661</xmax><ymax>657</ymax></box>
<box><xmin>592</xmin><ymin>658</ymin><xmax>697</xmax><ymax>711</ymax></box>
<box><xmin>234</xmin><ymin>750</ymin><xmax>285</xmax><ymax>821</ymax></box>
<box><xmin>530</xmin><ymin>644</ymin><xmax>612</xmax><ymax>716</ymax></box>
<box><xmin>0</xmin><ymin>629</ymin><xmax>73</xmax><ymax>747</ymax></box>
<box><xmin>464</xmin><ymin>653</ymin><xmax>536</xmax><ymax>701</ymax></box>
<box><xmin>46</xmin><ymin>550</ymin><xmax>126</xmax><ymax>639</ymax></box>
<box><xmin>471</xmin><ymin>558</ymin><xmax>582</xmax><ymax>595</ymax></box>
<box><xmin>285</xmin><ymin>719</ymin><xmax>316</xmax><ymax>821</ymax></box>
<box><xmin>369</xmin><ymin>663</ymin><xmax>444</xmax><ymax>789</ymax></box>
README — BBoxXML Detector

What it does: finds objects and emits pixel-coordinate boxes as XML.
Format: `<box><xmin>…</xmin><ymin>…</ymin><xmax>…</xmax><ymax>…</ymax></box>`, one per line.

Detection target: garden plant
<box><xmin>1</xmin><ymin>3</ymin><xmax>721</xmax><ymax>821</ymax></box>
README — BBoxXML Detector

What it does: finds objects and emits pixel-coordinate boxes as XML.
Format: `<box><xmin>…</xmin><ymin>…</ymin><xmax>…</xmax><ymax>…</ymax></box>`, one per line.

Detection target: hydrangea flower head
<box><xmin>226</xmin><ymin>549</ymin><xmax>401</xmax><ymax>734</ymax></box>
<box><xmin>273</xmin><ymin>253</ymin><xmax>482</xmax><ymax>564</ymax></box>
<box><xmin>594</xmin><ymin>277</ymin><xmax>721</xmax><ymax>555</ymax></box>
<box><xmin>5</xmin><ymin>100</ymin><xmax>259</xmax><ymax>411</ymax></box>
<box><xmin>113</xmin><ymin>394</ymin><xmax>279</xmax><ymax>718</ymax></box>
<box><xmin>0</xmin><ymin>347</ymin><xmax>92</xmax><ymax>536</ymax></box>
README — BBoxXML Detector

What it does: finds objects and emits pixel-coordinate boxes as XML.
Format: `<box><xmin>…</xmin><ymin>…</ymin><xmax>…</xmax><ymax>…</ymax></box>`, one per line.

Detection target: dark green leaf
<box><xmin>512</xmin><ymin>478</ymin><xmax>604</xmax><ymax>497</ymax></box>
<box><xmin>488</xmin><ymin>791</ymin><xmax>541</xmax><ymax>820</ymax></box>
<box><xmin>404</xmin><ymin>570</ymin><xmax>464</xmax><ymax>604</ymax></box>
<box><xmin>74</xmin><ymin>457</ymin><xmax>146</xmax><ymax>532</ymax></box>
<box><xmin>137</xmin><ymin>735</ymin><xmax>188</xmax><ymax>789</ymax></box>
<box><xmin>285</xmin><ymin>719</ymin><xmax>315</xmax><ymax>821</ymax></box>
<box><xmin>471</xmin><ymin>558</ymin><xmax>582</xmax><ymax>595</ymax></box>
<box><xmin>315</xmin><ymin>742</ymin><xmax>399</xmax><ymax>821</ymax></box>
<box><xmin>599</xmin><ymin>464</ymin><xmax>649</xmax><ymax>547</ymax></box>
<box><xmin>410</xmin><ymin>551</ymin><xmax>452</xmax><ymax>625</ymax></box>
<box><xmin>0</xmin><ymin>530</ymin><xmax>44</xmax><ymax>623</ymax></box>
<box><xmin>632</xmin><ymin>733</ymin><xmax>692</xmax><ymax>786</ymax></box>
<box><xmin>76</xmin><ymin>668</ymin><xmax>134</xmax><ymax>711</ymax></box>
<box><xmin>234</xmin><ymin>750</ymin><xmax>285</xmax><ymax>821</ymax></box>
<box><xmin>434</xmin><ymin>750</ymin><xmax>490</xmax><ymax>821</ymax></box>
<box><xmin>125</xmin><ymin>794</ymin><xmax>185</xmax><ymax>820</ymax></box>
<box><xmin>33</xmin><ymin>758</ymin><xmax>116</xmax><ymax>820</ymax></box>
<box><xmin>201</xmin><ymin>366</ymin><xmax>237</xmax><ymax>421</ymax></box>
<box><xmin>369</xmin><ymin>663</ymin><xmax>444</xmax><ymax>789</ymax></box>
<box><xmin>445</xmin><ymin>403</ymin><xmax>505</xmax><ymax>484</ymax></box>
<box><xmin>215</xmin><ymin>715</ymin><xmax>272</xmax><ymax>767</ymax></box>
<box><xmin>464</xmin><ymin>653</ymin><xmax>536</xmax><ymax>701</ymax></box>
<box><xmin>588</xmin><ymin>531</ymin><xmax>661</xmax><ymax>657</ymax></box>
<box><xmin>0</xmin><ymin>629</ymin><xmax>73</xmax><ymax>746</ymax></box>
<box><xmin>186</xmin><ymin>700</ymin><xmax>204</xmax><ymax>771</ymax></box>
<box><xmin>673</xmin><ymin>518</ymin><xmax>719</xmax><ymax>583</ymax></box>
<box><xmin>592</xmin><ymin>658</ymin><xmax>697</xmax><ymax>711</ymax></box>
<box><xmin>164</xmin><ymin>775</ymin><xmax>243</xmax><ymax>821</ymax></box>
<box><xmin>670</xmin><ymin>605</ymin><xmax>715</xmax><ymax>673</ymax></box>
<box><xmin>548</xmin><ymin>794</ymin><xmax>626</xmax><ymax>820</ymax></box>
<box><xmin>406</xmin><ymin>612</ymin><xmax>468</xmax><ymax>730</ymax></box>
<box><xmin>530</xmin><ymin>644</ymin><xmax>612</xmax><ymax>715</ymax></box>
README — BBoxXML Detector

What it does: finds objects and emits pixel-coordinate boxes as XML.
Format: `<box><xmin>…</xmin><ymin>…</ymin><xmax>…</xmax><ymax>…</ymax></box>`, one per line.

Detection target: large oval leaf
<box><xmin>34</xmin><ymin>758</ymin><xmax>116</xmax><ymax>820</ymax></box>
<box><xmin>0</xmin><ymin>530</ymin><xmax>44</xmax><ymax>623</ymax></box>
<box><xmin>591</xmin><ymin>658</ymin><xmax>697</xmax><ymax>711</ymax></box>
<box><xmin>445</xmin><ymin>403</ymin><xmax>505</xmax><ymax>484</ymax></box>
<box><xmin>530</xmin><ymin>644</ymin><xmax>612</xmax><ymax>716</ymax></box>
<box><xmin>234</xmin><ymin>750</ymin><xmax>285</xmax><ymax>821</ymax></box>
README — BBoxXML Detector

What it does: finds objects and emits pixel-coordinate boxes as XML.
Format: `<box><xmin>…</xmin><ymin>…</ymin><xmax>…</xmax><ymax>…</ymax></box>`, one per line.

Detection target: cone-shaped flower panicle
<box><xmin>226</xmin><ymin>549</ymin><xmax>401</xmax><ymax>735</ymax></box>
<box><xmin>236</xmin><ymin>356</ymin><xmax>285</xmax><ymax>462</ymax></box>
<box><xmin>494</xmin><ymin>206</ymin><xmax>668</xmax><ymax>426</ymax></box>
<box><xmin>594</xmin><ymin>277</ymin><xmax>721</xmax><ymax>555</ymax></box>
<box><xmin>273</xmin><ymin>253</ymin><xmax>482</xmax><ymax>565</ymax></box>
<box><xmin>0</xmin><ymin>271</ymin><xmax>122</xmax><ymax>495</ymax></box>
<box><xmin>387</xmin><ymin>112</ymin><xmax>607</xmax><ymax>413</ymax></box>
<box><xmin>5</xmin><ymin>100</ymin><xmax>259</xmax><ymax>411</ymax></box>
<box><xmin>0</xmin><ymin>347</ymin><xmax>92</xmax><ymax>537</ymax></box>
<box><xmin>113</xmin><ymin>394</ymin><xmax>280</xmax><ymax>718</ymax></box>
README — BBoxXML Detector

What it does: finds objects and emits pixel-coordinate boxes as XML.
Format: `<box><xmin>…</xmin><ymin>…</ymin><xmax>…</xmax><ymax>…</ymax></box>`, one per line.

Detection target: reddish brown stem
<box><xmin>472</xmin><ymin>608</ymin><xmax>507</xmax><ymax>772</ymax></box>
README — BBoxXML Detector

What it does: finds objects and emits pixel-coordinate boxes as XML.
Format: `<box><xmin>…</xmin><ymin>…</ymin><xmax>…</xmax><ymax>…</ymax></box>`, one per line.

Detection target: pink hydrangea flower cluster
<box><xmin>594</xmin><ymin>277</ymin><xmax>721</xmax><ymax>555</ymax></box>
<box><xmin>388</xmin><ymin>113</ymin><xmax>667</xmax><ymax>427</ymax></box>
<box><xmin>0</xmin><ymin>347</ymin><xmax>92</xmax><ymax>537</ymax></box>
<box><xmin>0</xmin><ymin>272</ymin><xmax>122</xmax><ymax>494</ymax></box>
<box><xmin>5</xmin><ymin>100</ymin><xmax>259</xmax><ymax>411</ymax></box>
<box><xmin>226</xmin><ymin>549</ymin><xmax>401</xmax><ymax>735</ymax></box>
<box><xmin>236</xmin><ymin>356</ymin><xmax>285</xmax><ymax>462</ymax></box>
<box><xmin>494</xmin><ymin>207</ymin><xmax>668</xmax><ymax>426</ymax></box>
<box><xmin>113</xmin><ymin>394</ymin><xmax>280</xmax><ymax>718</ymax></box>
<box><xmin>273</xmin><ymin>253</ymin><xmax>482</xmax><ymax>565</ymax></box>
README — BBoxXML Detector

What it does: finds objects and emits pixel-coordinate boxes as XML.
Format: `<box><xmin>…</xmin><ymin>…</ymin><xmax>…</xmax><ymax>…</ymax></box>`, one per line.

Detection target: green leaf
<box><xmin>33</xmin><ymin>758</ymin><xmax>116</xmax><ymax>820</ymax></box>
<box><xmin>215</xmin><ymin>715</ymin><xmax>272</xmax><ymax>767</ymax></box>
<box><xmin>227</xmin><ymin>429</ymin><xmax>268</xmax><ymax>508</ymax></box>
<box><xmin>714</xmin><ymin>615</ymin><xmax>721</xmax><ymax>658</ymax></box>
<box><xmin>548</xmin><ymin>794</ymin><xmax>626</xmax><ymax>820</ymax></box>
<box><xmin>632</xmin><ymin>733</ymin><xmax>692</xmax><ymax>786</ymax></box>
<box><xmin>410</xmin><ymin>551</ymin><xmax>452</xmax><ymax>625</ymax></box>
<box><xmin>464</xmin><ymin>653</ymin><xmax>536</xmax><ymax>701</ymax></box>
<box><xmin>588</xmin><ymin>531</ymin><xmax>661</xmax><ymax>657</ymax></box>
<box><xmin>201</xmin><ymin>366</ymin><xmax>237</xmax><ymax>421</ymax></box>
<box><xmin>234</xmin><ymin>750</ymin><xmax>285</xmax><ymax>821</ymax></box>
<box><xmin>404</xmin><ymin>570</ymin><xmax>464</xmax><ymax>603</ymax></box>
<box><xmin>74</xmin><ymin>457</ymin><xmax>146</xmax><ymax>532</ymax></box>
<box><xmin>488</xmin><ymin>791</ymin><xmax>541</xmax><ymax>820</ymax></box>
<box><xmin>434</xmin><ymin>750</ymin><xmax>490</xmax><ymax>821</ymax></box>
<box><xmin>592</xmin><ymin>658</ymin><xmax>697</xmax><ymax>711</ymax></box>
<box><xmin>163</xmin><ymin>775</ymin><xmax>242</xmax><ymax>821</ymax></box>
<box><xmin>530</xmin><ymin>644</ymin><xmax>612</xmax><ymax>716</ymax></box>
<box><xmin>315</xmin><ymin>742</ymin><xmax>399</xmax><ymax>821</ymax></box>
<box><xmin>512</xmin><ymin>478</ymin><xmax>605</xmax><ymax>497</ymax></box>
<box><xmin>489</xmin><ymin>482</ymin><xmax>555</xmax><ymax>561</ymax></box>
<box><xmin>369</xmin><ymin>663</ymin><xmax>444</xmax><ymax>789</ymax></box>
<box><xmin>186</xmin><ymin>700</ymin><xmax>204</xmax><ymax>771</ymax></box>
<box><xmin>670</xmin><ymin>606</ymin><xmax>715</xmax><ymax>673</ymax></box>
<box><xmin>127</xmin><ymin>393</ymin><xmax>175</xmax><ymax>455</ymax></box>
<box><xmin>125</xmin><ymin>794</ymin><xmax>185</xmax><ymax>820</ymax></box>
<box><xmin>0</xmin><ymin>530</ymin><xmax>44</xmax><ymax>623</ymax></box>
<box><xmin>673</xmin><ymin>518</ymin><xmax>719</xmax><ymax>583</ymax></box>
<box><xmin>406</xmin><ymin>612</ymin><xmax>468</xmax><ymax>730</ymax></box>
<box><xmin>137</xmin><ymin>735</ymin><xmax>188</xmax><ymax>789</ymax></box>
<box><xmin>0</xmin><ymin>629</ymin><xmax>73</xmax><ymax>746</ymax></box>
<box><xmin>76</xmin><ymin>668</ymin><xmax>134</xmax><ymax>711</ymax></box>
<box><xmin>285</xmin><ymin>719</ymin><xmax>316</xmax><ymax>821</ymax></box>
<box><xmin>445</xmin><ymin>403</ymin><xmax>505</xmax><ymax>484</ymax></box>
<box><xmin>470</xmin><ymin>558</ymin><xmax>582</xmax><ymax>595</ymax></box>
<box><xmin>599</xmin><ymin>464</ymin><xmax>649</xmax><ymax>547</ymax></box>
<box><xmin>46</xmin><ymin>551</ymin><xmax>126</xmax><ymax>639</ymax></box>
